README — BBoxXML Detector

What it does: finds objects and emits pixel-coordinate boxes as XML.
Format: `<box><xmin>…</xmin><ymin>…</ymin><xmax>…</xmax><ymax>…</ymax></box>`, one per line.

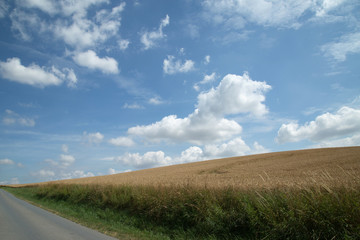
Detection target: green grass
<box><xmin>4</xmin><ymin>184</ymin><xmax>360</xmax><ymax>240</ymax></box>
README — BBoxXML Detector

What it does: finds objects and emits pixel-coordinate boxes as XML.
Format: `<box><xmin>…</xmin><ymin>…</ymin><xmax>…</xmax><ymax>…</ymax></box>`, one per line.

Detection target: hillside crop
<box><xmin>7</xmin><ymin>147</ymin><xmax>360</xmax><ymax>239</ymax></box>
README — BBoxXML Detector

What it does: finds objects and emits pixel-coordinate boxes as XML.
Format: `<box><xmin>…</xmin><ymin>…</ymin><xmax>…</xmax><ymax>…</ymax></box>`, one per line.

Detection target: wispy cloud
<box><xmin>2</xmin><ymin>109</ymin><xmax>35</xmax><ymax>127</ymax></box>
<box><xmin>321</xmin><ymin>32</ymin><xmax>360</xmax><ymax>62</ymax></box>
<box><xmin>140</xmin><ymin>14</ymin><xmax>170</xmax><ymax>50</ymax></box>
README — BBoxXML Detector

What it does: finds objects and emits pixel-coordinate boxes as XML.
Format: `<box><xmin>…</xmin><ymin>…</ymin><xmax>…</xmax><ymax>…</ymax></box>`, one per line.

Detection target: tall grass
<box><xmin>13</xmin><ymin>183</ymin><xmax>360</xmax><ymax>239</ymax></box>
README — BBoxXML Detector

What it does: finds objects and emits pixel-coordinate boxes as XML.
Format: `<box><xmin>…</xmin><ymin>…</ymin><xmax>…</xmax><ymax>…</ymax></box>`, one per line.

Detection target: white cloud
<box><xmin>276</xmin><ymin>106</ymin><xmax>360</xmax><ymax>144</ymax></box>
<box><xmin>0</xmin><ymin>158</ymin><xmax>24</xmax><ymax>168</ymax></box>
<box><xmin>197</xmin><ymin>73</ymin><xmax>271</xmax><ymax>118</ymax></box>
<box><xmin>312</xmin><ymin>134</ymin><xmax>360</xmax><ymax>148</ymax></box>
<box><xmin>22</xmin><ymin>0</ymin><xmax>57</xmax><ymax>15</ymax></box>
<box><xmin>140</xmin><ymin>14</ymin><xmax>170</xmax><ymax>50</ymax></box>
<box><xmin>128</xmin><ymin>73</ymin><xmax>271</xmax><ymax>145</ymax></box>
<box><xmin>36</xmin><ymin>169</ymin><xmax>56</xmax><ymax>178</ymax></box>
<box><xmin>115</xmin><ymin>151</ymin><xmax>172</xmax><ymax>169</ymax></box>
<box><xmin>107</xmin><ymin>168</ymin><xmax>131</xmax><ymax>175</ymax></box>
<box><xmin>0</xmin><ymin>158</ymin><xmax>15</xmax><ymax>165</ymax></box>
<box><xmin>148</xmin><ymin>96</ymin><xmax>164</xmax><ymax>105</ymax></box>
<box><xmin>44</xmin><ymin>158</ymin><xmax>58</xmax><ymax>166</ymax></box>
<box><xmin>51</xmin><ymin>66</ymin><xmax>78</xmax><ymax>88</ymax></box>
<box><xmin>204</xmin><ymin>55</ymin><xmax>211</xmax><ymax>64</ymax></box>
<box><xmin>203</xmin><ymin>137</ymin><xmax>251</xmax><ymax>158</ymax></box>
<box><xmin>0</xmin><ymin>58</ymin><xmax>66</xmax><ymax>88</ymax></box>
<box><xmin>176</xmin><ymin>146</ymin><xmax>204</xmax><ymax>163</ymax></box>
<box><xmin>202</xmin><ymin>0</ymin><xmax>351</xmax><ymax>30</ymax></box>
<box><xmin>163</xmin><ymin>55</ymin><xmax>195</xmax><ymax>75</ymax></box>
<box><xmin>59</xmin><ymin>0</ymin><xmax>109</xmax><ymax>17</ymax></box>
<box><xmin>321</xmin><ymin>32</ymin><xmax>360</xmax><ymax>62</ymax></box>
<box><xmin>109</xmin><ymin>136</ymin><xmax>135</xmax><ymax>147</ymax></box>
<box><xmin>194</xmin><ymin>72</ymin><xmax>217</xmax><ymax>91</ymax></box>
<box><xmin>123</xmin><ymin>103</ymin><xmax>144</xmax><ymax>109</ymax></box>
<box><xmin>2</xmin><ymin>109</ymin><xmax>35</xmax><ymax>127</ymax></box>
<box><xmin>0</xmin><ymin>1</ymin><xmax>9</xmax><ymax>18</ymax></box>
<box><xmin>83</xmin><ymin>131</ymin><xmax>104</xmax><ymax>144</ymax></box>
<box><xmin>110</xmin><ymin>138</ymin><xmax>268</xmax><ymax>170</ymax></box>
<box><xmin>73</xmin><ymin>50</ymin><xmax>119</xmax><ymax>74</ymax></box>
<box><xmin>62</xmin><ymin>144</ymin><xmax>69</xmax><ymax>153</ymax></box>
<box><xmin>202</xmin><ymin>0</ymin><xmax>313</xmax><ymax>29</ymax></box>
<box><xmin>108</xmin><ymin>168</ymin><xmax>120</xmax><ymax>175</ymax></box>
<box><xmin>10</xmin><ymin>9</ymin><xmax>44</xmax><ymax>41</ymax></box>
<box><xmin>60</xmin><ymin>170</ymin><xmax>94</xmax><ymax>179</ymax></box>
<box><xmin>129</xmin><ymin>114</ymin><xmax>242</xmax><ymax>145</ymax></box>
<box><xmin>60</xmin><ymin>154</ymin><xmax>75</xmax><ymax>167</ymax></box>
<box><xmin>0</xmin><ymin>178</ymin><xmax>20</xmax><ymax>185</ymax></box>
<box><xmin>118</xmin><ymin>39</ymin><xmax>130</xmax><ymax>50</ymax></box>
<box><xmin>315</xmin><ymin>0</ymin><xmax>348</xmax><ymax>17</ymax></box>
<box><xmin>64</xmin><ymin>68</ymin><xmax>78</xmax><ymax>88</ymax></box>
<box><xmin>10</xmin><ymin>1</ymin><xmax>123</xmax><ymax>49</ymax></box>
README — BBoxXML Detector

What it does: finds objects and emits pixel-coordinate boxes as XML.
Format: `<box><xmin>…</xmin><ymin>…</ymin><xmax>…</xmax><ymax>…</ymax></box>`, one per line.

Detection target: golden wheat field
<box><xmin>22</xmin><ymin>146</ymin><xmax>360</xmax><ymax>189</ymax></box>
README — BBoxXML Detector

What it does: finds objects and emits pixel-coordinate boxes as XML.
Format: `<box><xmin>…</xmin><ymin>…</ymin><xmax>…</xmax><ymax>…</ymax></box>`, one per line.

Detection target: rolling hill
<box><xmin>32</xmin><ymin>146</ymin><xmax>360</xmax><ymax>189</ymax></box>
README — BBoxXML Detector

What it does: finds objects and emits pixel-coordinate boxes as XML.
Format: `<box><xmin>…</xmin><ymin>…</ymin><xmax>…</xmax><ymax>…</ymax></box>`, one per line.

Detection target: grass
<box><xmin>5</xmin><ymin>147</ymin><xmax>360</xmax><ymax>239</ymax></box>
<box><xmin>4</xmin><ymin>183</ymin><xmax>360</xmax><ymax>240</ymax></box>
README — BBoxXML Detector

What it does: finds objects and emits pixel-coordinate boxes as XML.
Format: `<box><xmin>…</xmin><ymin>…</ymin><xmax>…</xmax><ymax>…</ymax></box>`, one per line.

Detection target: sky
<box><xmin>0</xmin><ymin>0</ymin><xmax>359</xmax><ymax>185</ymax></box>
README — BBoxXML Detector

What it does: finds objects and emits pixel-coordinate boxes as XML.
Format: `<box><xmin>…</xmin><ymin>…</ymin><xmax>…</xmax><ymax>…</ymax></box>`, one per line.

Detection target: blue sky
<box><xmin>0</xmin><ymin>0</ymin><xmax>359</xmax><ymax>184</ymax></box>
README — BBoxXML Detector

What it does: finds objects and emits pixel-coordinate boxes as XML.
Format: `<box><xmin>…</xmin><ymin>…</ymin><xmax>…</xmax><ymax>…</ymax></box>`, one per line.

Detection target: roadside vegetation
<box><xmin>5</xmin><ymin>183</ymin><xmax>360</xmax><ymax>240</ymax></box>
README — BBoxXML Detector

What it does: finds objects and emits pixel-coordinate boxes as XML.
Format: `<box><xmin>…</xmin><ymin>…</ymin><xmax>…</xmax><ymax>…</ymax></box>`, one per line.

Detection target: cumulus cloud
<box><xmin>109</xmin><ymin>136</ymin><xmax>135</xmax><ymax>147</ymax></box>
<box><xmin>11</xmin><ymin>0</ymin><xmax>124</xmax><ymax>49</ymax></box>
<box><xmin>2</xmin><ymin>109</ymin><xmax>35</xmax><ymax>127</ymax></box>
<box><xmin>276</xmin><ymin>106</ymin><xmax>360</xmax><ymax>145</ymax></box>
<box><xmin>115</xmin><ymin>151</ymin><xmax>172</xmax><ymax>169</ymax></box>
<box><xmin>140</xmin><ymin>14</ymin><xmax>170</xmax><ymax>50</ymax></box>
<box><xmin>197</xmin><ymin>73</ymin><xmax>271</xmax><ymax>117</ymax></box>
<box><xmin>60</xmin><ymin>154</ymin><xmax>75</xmax><ymax>167</ymax></box>
<box><xmin>109</xmin><ymin>138</ymin><xmax>268</xmax><ymax>170</ymax></box>
<box><xmin>83</xmin><ymin>131</ymin><xmax>104</xmax><ymax>144</ymax></box>
<box><xmin>203</xmin><ymin>137</ymin><xmax>251</xmax><ymax>158</ymax></box>
<box><xmin>321</xmin><ymin>32</ymin><xmax>360</xmax><ymax>62</ymax></box>
<box><xmin>60</xmin><ymin>170</ymin><xmax>94</xmax><ymax>180</ymax></box>
<box><xmin>0</xmin><ymin>58</ymin><xmax>76</xmax><ymax>88</ymax></box>
<box><xmin>163</xmin><ymin>55</ymin><xmax>195</xmax><ymax>75</ymax></box>
<box><xmin>129</xmin><ymin>114</ymin><xmax>242</xmax><ymax>145</ymax></box>
<box><xmin>73</xmin><ymin>50</ymin><xmax>119</xmax><ymax>74</ymax></box>
<box><xmin>35</xmin><ymin>169</ymin><xmax>56</xmax><ymax>178</ymax></box>
<box><xmin>128</xmin><ymin>73</ymin><xmax>271</xmax><ymax>145</ymax></box>
<box><xmin>54</xmin><ymin>2</ymin><xmax>124</xmax><ymax>49</ymax></box>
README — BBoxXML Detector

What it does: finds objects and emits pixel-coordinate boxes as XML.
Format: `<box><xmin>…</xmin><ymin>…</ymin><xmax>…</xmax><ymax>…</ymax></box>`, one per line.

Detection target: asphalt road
<box><xmin>0</xmin><ymin>189</ymin><xmax>118</xmax><ymax>240</ymax></box>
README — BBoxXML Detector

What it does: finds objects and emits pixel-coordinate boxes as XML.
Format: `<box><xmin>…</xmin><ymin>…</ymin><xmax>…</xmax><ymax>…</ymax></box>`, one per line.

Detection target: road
<box><xmin>0</xmin><ymin>189</ymin><xmax>118</xmax><ymax>240</ymax></box>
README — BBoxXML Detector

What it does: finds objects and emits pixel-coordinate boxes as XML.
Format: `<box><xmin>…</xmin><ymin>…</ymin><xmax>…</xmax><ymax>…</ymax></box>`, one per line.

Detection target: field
<box><xmin>7</xmin><ymin>146</ymin><xmax>360</xmax><ymax>239</ymax></box>
<box><xmin>20</xmin><ymin>146</ymin><xmax>360</xmax><ymax>189</ymax></box>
